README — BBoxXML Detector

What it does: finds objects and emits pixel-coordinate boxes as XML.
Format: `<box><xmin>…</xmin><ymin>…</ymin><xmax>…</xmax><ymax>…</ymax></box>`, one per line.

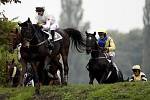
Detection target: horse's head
<box><xmin>85</xmin><ymin>31</ymin><xmax>97</xmax><ymax>54</ymax></box>
<box><xmin>18</xmin><ymin>18</ymin><xmax>44</xmax><ymax>47</ymax></box>
<box><xmin>8</xmin><ymin>28</ymin><xmax>21</xmax><ymax>53</ymax></box>
<box><xmin>18</xmin><ymin>18</ymin><xmax>38</xmax><ymax>47</ymax></box>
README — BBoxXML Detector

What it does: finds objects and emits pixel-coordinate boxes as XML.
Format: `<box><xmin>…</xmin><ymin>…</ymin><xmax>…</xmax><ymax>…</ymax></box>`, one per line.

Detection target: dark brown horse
<box><xmin>6</xmin><ymin>59</ymin><xmax>21</xmax><ymax>87</ymax></box>
<box><xmin>85</xmin><ymin>32</ymin><xmax>123</xmax><ymax>84</ymax></box>
<box><xmin>8</xmin><ymin>30</ymin><xmax>60</xmax><ymax>86</ymax></box>
<box><xmin>8</xmin><ymin>26</ymin><xmax>62</xmax><ymax>93</ymax></box>
<box><xmin>9</xmin><ymin>18</ymin><xmax>85</xmax><ymax>94</ymax></box>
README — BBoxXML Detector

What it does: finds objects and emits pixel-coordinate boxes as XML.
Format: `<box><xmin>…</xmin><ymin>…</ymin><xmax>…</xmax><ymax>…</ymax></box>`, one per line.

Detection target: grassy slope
<box><xmin>0</xmin><ymin>81</ymin><xmax>150</xmax><ymax>100</ymax></box>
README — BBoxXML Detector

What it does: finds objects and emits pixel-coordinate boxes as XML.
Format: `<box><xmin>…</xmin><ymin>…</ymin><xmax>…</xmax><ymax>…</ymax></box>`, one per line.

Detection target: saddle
<box><xmin>45</xmin><ymin>31</ymin><xmax>63</xmax><ymax>50</ymax></box>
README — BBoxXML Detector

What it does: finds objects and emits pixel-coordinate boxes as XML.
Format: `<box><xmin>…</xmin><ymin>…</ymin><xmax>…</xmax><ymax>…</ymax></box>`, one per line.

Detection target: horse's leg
<box><xmin>53</xmin><ymin>58</ymin><xmax>63</xmax><ymax>84</ymax></box>
<box><xmin>117</xmin><ymin>70</ymin><xmax>124</xmax><ymax>82</ymax></box>
<box><xmin>61</xmin><ymin>52</ymin><xmax>69</xmax><ymax>85</ymax></box>
<box><xmin>19</xmin><ymin>58</ymin><xmax>27</xmax><ymax>86</ymax></box>
<box><xmin>58</xmin><ymin>63</ymin><xmax>63</xmax><ymax>84</ymax></box>
<box><xmin>43</xmin><ymin>56</ymin><xmax>51</xmax><ymax>85</ymax></box>
<box><xmin>56</xmin><ymin>70</ymin><xmax>61</xmax><ymax>85</ymax></box>
<box><xmin>31</xmin><ymin>62</ymin><xmax>40</xmax><ymax>95</ymax></box>
<box><xmin>89</xmin><ymin>72</ymin><xmax>94</xmax><ymax>84</ymax></box>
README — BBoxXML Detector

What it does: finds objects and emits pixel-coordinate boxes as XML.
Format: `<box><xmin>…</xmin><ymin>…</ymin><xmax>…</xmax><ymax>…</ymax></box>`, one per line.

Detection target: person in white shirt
<box><xmin>129</xmin><ymin>65</ymin><xmax>147</xmax><ymax>82</ymax></box>
<box><xmin>35</xmin><ymin>7</ymin><xmax>59</xmax><ymax>49</ymax></box>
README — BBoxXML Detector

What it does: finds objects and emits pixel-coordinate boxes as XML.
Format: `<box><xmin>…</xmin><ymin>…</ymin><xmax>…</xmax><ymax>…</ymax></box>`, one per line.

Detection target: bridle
<box><xmin>86</xmin><ymin>33</ymin><xmax>109</xmax><ymax>60</ymax></box>
<box><xmin>21</xmin><ymin>23</ymin><xmax>36</xmax><ymax>42</ymax></box>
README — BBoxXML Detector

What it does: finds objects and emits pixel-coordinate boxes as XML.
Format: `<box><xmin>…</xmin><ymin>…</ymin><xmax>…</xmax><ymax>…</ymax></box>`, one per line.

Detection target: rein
<box><xmin>29</xmin><ymin>23</ymin><xmax>41</xmax><ymax>43</ymax></box>
<box><xmin>90</xmin><ymin>49</ymin><xmax>109</xmax><ymax>59</ymax></box>
<box><xmin>28</xmin><ymin>39</ymin><xmax>47</xmax><ymax>47</ymax></box>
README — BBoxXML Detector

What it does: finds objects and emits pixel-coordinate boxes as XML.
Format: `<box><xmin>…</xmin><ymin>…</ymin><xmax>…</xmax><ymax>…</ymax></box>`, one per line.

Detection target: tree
<box><xmin>59</xmin><ymin>0</ymin><xmax>90</xmax><ymax>83</ymax></box>
<box><xmin>59</xmin><ymin>0</ymin><xmax>90</xmax><ymax>32</ymax></box>
<box><xmin>0</xmin><ymin>0</ymin><xmax>21</xmax><ymax>5</ymax></box>
<box><xmin>143</xmin><ymin>0</ymin><xmax>150</xmax><ymax>78</ymax></box>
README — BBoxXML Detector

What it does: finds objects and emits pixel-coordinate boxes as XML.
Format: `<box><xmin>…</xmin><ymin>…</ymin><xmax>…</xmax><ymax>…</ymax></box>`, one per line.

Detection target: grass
<box><xmin>0</xmin><ymin>81</ymin><xmax>150</xmax><ymax>100</ymax></box>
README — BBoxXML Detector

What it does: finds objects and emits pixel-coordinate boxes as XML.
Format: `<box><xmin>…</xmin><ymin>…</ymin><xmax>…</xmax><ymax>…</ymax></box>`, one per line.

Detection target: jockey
<box><xmin>97</xmin><ymin>29</ymin><xmax>118</xmax><ymax>71</ymax></box>
<box><xmin>129</xmin><ymin>65</ymin><xmax>147</xmax><ymax>82</ymax></box>
<box><xmin>35</xmin><ymin>6</ymin><xmax>59</xmax><ymax>49</ymax></box>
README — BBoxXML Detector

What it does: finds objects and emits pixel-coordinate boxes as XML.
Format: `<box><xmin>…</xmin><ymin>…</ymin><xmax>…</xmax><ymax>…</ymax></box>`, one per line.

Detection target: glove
<box><xmin>104</xmin><ymin>47</ymin><xmax>108</xmax><ymax>51</ymax></box>
<box><xmin>37</xmin><ymin>23</ymin><xmax>43</xmax><ymax>28</ymax></box>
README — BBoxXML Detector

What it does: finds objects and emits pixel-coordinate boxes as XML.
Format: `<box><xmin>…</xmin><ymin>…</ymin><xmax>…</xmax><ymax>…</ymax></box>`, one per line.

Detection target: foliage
<box><xmin>0</xmin><ymin>0</ymin><xmax>21</xmax><ymax>5</ymax></box>
<box><xmin>0</xmin><ymin>82</ymin><xmax>150</xmax><ymax>100</ymax></box>
<box><xmin>0</xmin><ymin>20</ymin><xmax>17</xmax><ymax>45</ymax></box>
<box><xmin>0</xmin><ymin>20</ymin><xmax>18</xmax><ymax>84</ymax></box>
<box><xmin>59</xmin><ymin>0</ymin><xmax>90</xmax><ymax>32</ymax></box>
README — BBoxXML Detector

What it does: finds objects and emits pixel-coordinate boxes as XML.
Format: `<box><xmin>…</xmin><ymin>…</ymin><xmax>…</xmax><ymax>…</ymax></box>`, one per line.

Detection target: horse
<box><xmin>15</xmin><ymin>18</ymin><xmax>85</xmax><ymax>94</ymax></box>
<box><xmin>8</xmin><ymin>26</ymin><xmax>62</xmax><ymax>93</ymax></box>
<box><xmin>6</xmin><ymin>59</ymin><xmax>21</xmax><ymax>87</ymax></box>
<box><xmin>8</xmin><ymin>29</ymin><xmax>60</xmax><ymax>86</ymax></box>
<box><xmin>85</xmin><ymin>32</ymin><xmax>123</xmax><ymax>84</ymax></box>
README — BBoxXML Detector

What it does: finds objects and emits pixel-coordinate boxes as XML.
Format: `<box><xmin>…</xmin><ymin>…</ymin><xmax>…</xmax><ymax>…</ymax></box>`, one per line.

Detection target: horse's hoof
<box><xmin>61</xmin><ymin>81</ymin><xmax>67</xmax><ymax>86</ymax></box>
<box><xmin>89</xmin><ymin>82</ymin><xmax>93</xmax><ymax>85</ymax></box>
<box><xmin>33</xmin><ymin>93</ymin><xmax>41</xmax><ymax>99</ymax></box>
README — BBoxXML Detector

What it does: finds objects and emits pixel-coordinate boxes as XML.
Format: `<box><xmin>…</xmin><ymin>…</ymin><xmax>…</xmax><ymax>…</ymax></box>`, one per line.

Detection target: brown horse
<box><xmin>9</xmin><ymin>18</ymin><xmax>85</xmax><ymax>94</ymax></box>
<box><xmin>8</xmin><ymin>27</ymin><xmax>62</xmax><ymax>93</ymax></box>
<box><xmin>8</xmin><ymin>30</ymin><xmax>60</xmax><ymax>86</ymax></box>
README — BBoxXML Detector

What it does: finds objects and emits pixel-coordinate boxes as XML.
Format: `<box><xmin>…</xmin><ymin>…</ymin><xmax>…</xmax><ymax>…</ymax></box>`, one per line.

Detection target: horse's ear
<box><xmin>18</xmin><ymin>23</ymin><xmax>22</xmax><ymax>27</ymax></box>
<box><xmin>27</xmin><ymin>17</ymin><xmax>31</xmax><ymax>22</ymax></box>
<box><xmin>94</xmin><ymin>32</ymin><xmax>96</xmax><ymax>36</ymax></box>
<box><xmin>85</xmin><ymin>31</ymin><xmax>88</xmax><ymax>35</ymax></box>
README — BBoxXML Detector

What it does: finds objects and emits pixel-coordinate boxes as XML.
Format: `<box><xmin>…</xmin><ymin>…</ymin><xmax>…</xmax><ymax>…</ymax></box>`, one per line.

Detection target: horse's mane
<box><xmin>19</xmin><ymin>20</ymin><xmax>48</xmax><ymax>43</ymax></box>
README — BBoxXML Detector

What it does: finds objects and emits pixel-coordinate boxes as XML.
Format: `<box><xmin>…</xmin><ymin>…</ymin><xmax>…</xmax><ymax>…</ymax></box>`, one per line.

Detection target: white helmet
<box><xmin>132</xmin><ymin>65</ymin><xmax>141</xmax><ymax>70</ymax></box>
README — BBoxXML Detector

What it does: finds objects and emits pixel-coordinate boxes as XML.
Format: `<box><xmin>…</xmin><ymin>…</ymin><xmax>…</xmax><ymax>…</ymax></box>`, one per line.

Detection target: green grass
<box><xmin>0</xmin><ymin>81</ymin><xmax>150</xmax><ymax>100</ymax></box>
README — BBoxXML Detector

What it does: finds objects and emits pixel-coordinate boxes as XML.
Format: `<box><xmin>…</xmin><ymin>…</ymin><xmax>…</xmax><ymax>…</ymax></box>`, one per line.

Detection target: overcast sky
<box><xmin>0</xmin><ymin>0</ymin><xmax>145</xmax><ymax>33</ymax></box>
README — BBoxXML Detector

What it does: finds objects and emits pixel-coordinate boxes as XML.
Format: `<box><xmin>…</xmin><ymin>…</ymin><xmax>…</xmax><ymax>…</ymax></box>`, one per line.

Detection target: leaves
<box><xmin>0</xmin><ymin>0</ymin><xmax>21</xmax><ymax>5</ymax></box>
<box><xmin>0</xmin><ymin>20</ymin><xmax>17</xmax><ymax>45</ymax></box>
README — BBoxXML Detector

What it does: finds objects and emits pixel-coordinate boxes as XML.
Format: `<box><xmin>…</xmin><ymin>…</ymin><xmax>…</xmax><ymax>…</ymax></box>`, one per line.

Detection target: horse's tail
<box><xmin>63</xmin><ymin>28</ymin><xmax>85</xmax><ymax>52</ymax></box>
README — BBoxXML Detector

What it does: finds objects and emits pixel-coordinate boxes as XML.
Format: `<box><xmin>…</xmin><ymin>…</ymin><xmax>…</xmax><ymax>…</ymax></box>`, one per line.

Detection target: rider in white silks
<box><xmin>35</xmin><ymin>7</ymin><xmax>59</xmax><ymax>49</ymax></box>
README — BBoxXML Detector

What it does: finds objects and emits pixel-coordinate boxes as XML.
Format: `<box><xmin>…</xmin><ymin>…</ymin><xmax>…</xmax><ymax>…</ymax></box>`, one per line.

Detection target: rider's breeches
<box><xmin>109</xmin><ymin>52</ymin><xmax>119</xmax><ymax>71</ymax></box>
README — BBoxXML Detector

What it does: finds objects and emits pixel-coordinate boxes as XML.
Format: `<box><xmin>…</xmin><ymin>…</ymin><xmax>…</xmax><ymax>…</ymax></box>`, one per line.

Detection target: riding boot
<box><xmin>110</xmin><ymin>56</ymin><xmax>119</xmax><ymax>77</ymax></box>
<box><xmin>47</xmin><ymin>40</ymin><xmax>54</xmax><ymax>50</ymax></box>
<box><xmin>48</xmin><ymin>30</ymin><xmax>55</xmax><ymax>50</ymax></box>
<box><xmin>50</xmin><ymin>30</ymin><xmax>55</xmax><ymax>42</ymax></box>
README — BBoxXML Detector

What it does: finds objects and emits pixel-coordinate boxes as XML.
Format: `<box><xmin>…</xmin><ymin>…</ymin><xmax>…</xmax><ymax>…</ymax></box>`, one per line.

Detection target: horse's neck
<box><xmin>32</xmin><ymin>28</ymin><xmax>47</xmax><ymax>44</ymax></box>
<box><xmin>91</xmin><ymin>45</ymin><xmax>105</xmax><ymax>58</ymax></box>
<box><xmin>17</xmin><ymin>34</ymin><xmax>23</xmax><ymax>45</ymax></box>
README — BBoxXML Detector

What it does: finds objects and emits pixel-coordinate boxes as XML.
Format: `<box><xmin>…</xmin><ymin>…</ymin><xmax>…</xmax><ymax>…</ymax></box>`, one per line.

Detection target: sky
<box><xmin>0</xmin><ymin>0</ymin><xmax>145</xmax><ymax>33</ymax></box>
